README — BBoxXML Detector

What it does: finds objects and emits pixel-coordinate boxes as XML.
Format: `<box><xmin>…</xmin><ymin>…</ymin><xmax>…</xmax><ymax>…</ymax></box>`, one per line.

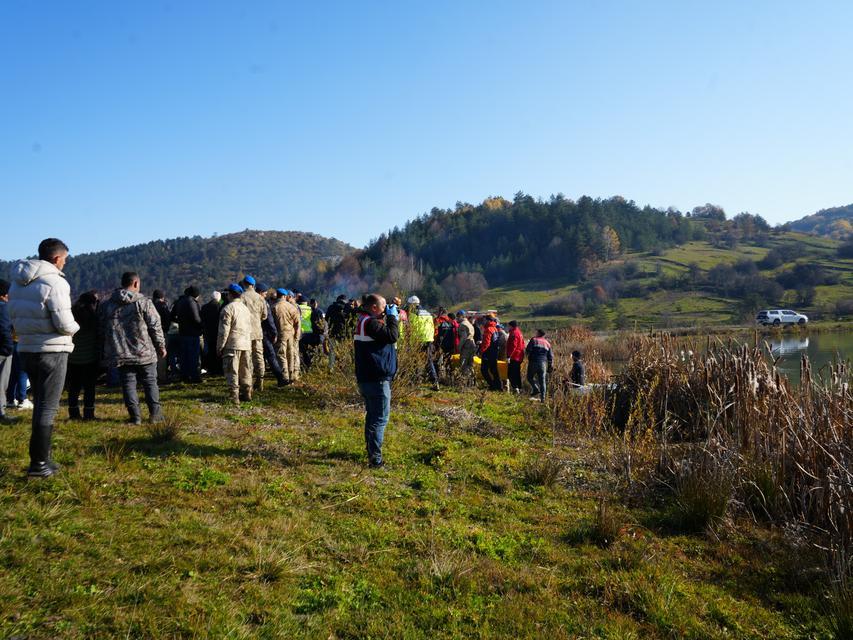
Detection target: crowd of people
<box><xmin>0</xmin><ymin>237</ymin><xmax>586</xmax><ymax>477</ymax></box>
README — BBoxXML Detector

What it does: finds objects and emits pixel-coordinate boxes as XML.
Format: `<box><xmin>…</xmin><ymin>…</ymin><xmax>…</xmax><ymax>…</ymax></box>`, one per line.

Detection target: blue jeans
<box><xmin>6</xmin><ymin>343</ymin><xmax>28</xmax><ymax>404</ymax></box>
<box><xmin>119</xmin><ymin>362</ymin><xmax>162</xmax><ymax>421</ymax></box>
<box><xmin>179</xmin><ymin>336</ymin><xmax>201</xmax><ymax>382</ymax></box>
<box><xmin>357</xmin><ymin>380</ymin><xmax>391</xmax><ymax>465</ymax></box>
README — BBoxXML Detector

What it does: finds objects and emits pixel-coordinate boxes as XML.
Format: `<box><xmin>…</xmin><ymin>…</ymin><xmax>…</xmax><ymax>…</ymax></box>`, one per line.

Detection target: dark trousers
<box><xmin>22</xmin><ymin>352</ymin><xmax>68</xmax><ymax>466</ymax></box>
<box><xmin>508</xmin><ymin>360</ymin><xmax>523</xmax><ymax>391</ymax></box>
<box><xmin>300</xmin><ymin>333</ymin><xmax>321</xmax><ymax>371</ymax></box>
<box><xmin>179</xmin><ymin>336</ymin><xmax>201</xmax><ymax>382</ymax></box>
<box><xmin>422</xmin><ymin>343</ymin><xmax>438</xmax><ymax>384</ymax></box>
<box><xmin>119</xmin><ymin>363</ymin><xmax>162</xmax><ymax>421</ymax></box>
<box><xmin>67</xmin><ymin>362</ymin><xmax>98</xmax><ymax>415</ymax></box>
<box><xmin>480</xmin><ymin>356</ymin><xmax>501</xmax><ymax>391</ymax></box>
<box><xmin>263</xmin><ymin>336</ymin><xmax>285</xmax><ymax>383</ymax></box>
<box><xmin>202</xmin><ymin>332</ymin><xmax>222</xmax><ymax>375</ymax></box>
<box><xmin>527</xmin><ymin>360</ymin><xmax>548</xmax><ymax>401</ymax></box>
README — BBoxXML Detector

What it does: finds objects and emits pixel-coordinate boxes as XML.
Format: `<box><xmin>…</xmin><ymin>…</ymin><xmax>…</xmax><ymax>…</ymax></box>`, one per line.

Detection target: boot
<box><xmin>83</xmin><ymin>407</ymin><xmax>95</xmax><ymax>421</ymax></box>
<box><xmin>256</xmin><ymin>377</ymin><xmax>264</xmax><ymax>392</ymax></box>
<box><xmin>68</xmin><ymin>406</ymin><xmax>82</xmax><ymax>420</ymax></box>
<box><xmin>230</xmin><ymin>390</ymin><xmax>240</xmax><ymax>406</ymax></box>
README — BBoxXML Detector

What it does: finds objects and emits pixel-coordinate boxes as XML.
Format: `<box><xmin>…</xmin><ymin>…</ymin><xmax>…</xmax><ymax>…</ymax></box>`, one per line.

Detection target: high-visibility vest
<box><xmin>410</xmin><ymin>310</ymin><xmax>434</xmax><ymax>343</ymax></box>
<box><xmin>299</xmin><ymin>304</ymin><xmax>313</xmax><ymax>333</ymax></box>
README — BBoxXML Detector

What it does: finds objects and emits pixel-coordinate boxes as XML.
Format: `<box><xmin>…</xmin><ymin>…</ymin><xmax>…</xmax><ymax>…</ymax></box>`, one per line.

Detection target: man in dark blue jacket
<box><xmin>354</xmin><ymin>293</ymin><xmax>399</xmax><ymax>468</ymax></box>
<box><xmin>257</xmin><ymin>284</ymin><xmax>287</xmax><ymax>387</ymax></box>
<box><xmin>525</xmin><ymin>329</ymin><xmax>554</xmax><ymax>402</ymax></box>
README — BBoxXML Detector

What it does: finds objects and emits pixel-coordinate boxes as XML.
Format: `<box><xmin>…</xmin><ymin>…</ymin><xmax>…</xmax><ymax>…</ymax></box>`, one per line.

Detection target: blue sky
<box><xmin>1</xmin><ymin>1</ymin><xmax>851</xmax><ymax>260</ymax></box>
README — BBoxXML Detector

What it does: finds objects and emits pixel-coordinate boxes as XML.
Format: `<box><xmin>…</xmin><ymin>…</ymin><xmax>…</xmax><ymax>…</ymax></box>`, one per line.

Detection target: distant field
<box><xmin>459</xmin><ymin>233</ymin><xmax>853</xmax><ymax>329</ymax></box>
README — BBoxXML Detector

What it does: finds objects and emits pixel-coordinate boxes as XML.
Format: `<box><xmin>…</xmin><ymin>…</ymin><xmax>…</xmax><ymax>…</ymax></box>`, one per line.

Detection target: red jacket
<box><xmin>478</xmin><ymin>320</ymin><xmax>498</xmax><ymax>355</ymax></box>
<box><xmin>506</xmin><ymin>327</ymin><xmax>525</xmax><ymax>362</ymax></box>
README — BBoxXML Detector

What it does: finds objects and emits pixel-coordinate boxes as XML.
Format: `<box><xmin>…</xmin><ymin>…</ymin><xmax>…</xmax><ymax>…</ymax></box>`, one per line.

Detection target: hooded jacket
<box><xmin>173</xmin><ymin>294</ymin><xmax>203</xmax><ymax>337</ymax></box>
<box><xmin>100</xmin><ymin>289</ymin><xmax>165</xmax><ymax>367</ymax></box>
<box><xmin>8</xmin><ymin>259</ymin><xmax>79</xmax><ymax>353</ymax></box>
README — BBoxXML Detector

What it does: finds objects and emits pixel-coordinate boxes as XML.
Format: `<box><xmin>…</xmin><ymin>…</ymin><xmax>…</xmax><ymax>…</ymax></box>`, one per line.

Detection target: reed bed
<box><xmin>603</xmin><ymin>335</ymin><xmax>851</xmax><ymax>570</ymax></box>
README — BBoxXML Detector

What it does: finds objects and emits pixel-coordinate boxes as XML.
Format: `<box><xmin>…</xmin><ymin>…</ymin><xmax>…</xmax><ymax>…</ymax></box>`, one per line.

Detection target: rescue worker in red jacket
<box><xmin>505</xmin><ymin>320</ymin><xmax>525</xmax><ymax>393</ymax></box>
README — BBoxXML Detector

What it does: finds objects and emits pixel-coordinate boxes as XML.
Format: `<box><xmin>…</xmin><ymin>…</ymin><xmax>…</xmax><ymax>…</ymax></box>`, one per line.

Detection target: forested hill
<box><xmin>787</xmin><ymin>204</ymin><xmax>853</xmax><ymax>239</ymax></box>
<box><xmin>1</xmin><ymin>231</ymin><xmax>353</xmax><ymax>301</ymax></box>
<box><xmin>326</xmin><ymin>194</ymin><xmax>709</xmax><ymax>303</ymax></box>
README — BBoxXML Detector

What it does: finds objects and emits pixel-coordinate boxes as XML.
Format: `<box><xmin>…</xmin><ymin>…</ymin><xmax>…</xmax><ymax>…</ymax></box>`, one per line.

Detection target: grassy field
<box><xmin>0</xmin><ymin>372</ymin><xmax>837</xmax><ymax>638</ymax></box>
<box><xmin>458</xmin><ymin>233</ymin><xmax>853</xmax><ymax>329</ymax></box>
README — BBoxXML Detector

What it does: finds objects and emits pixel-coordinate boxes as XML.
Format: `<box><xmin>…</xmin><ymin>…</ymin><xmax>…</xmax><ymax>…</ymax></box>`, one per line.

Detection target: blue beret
<box><xmin>276</xmin><ymin>288</ymin><xmax>288</xmax><ymax>296</ymax></box>
<box><xmin>256</xmin><ymin>282</ymin><xmax>269</xmax><ymax>293</ymax></box>
<box><xmin>243</xmin><ymin>275</ymin><xmax>256</xmax><ymax>286</ymax></box>
<box><xmin>228</xmin><ymin>283</ymin><xmax>244</xmax><ymax>294</ymax></box>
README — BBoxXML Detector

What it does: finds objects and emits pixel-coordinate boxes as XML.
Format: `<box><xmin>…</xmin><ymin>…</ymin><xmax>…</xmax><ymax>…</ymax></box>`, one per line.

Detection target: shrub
<box><xmin>521</xmin><ymin>455</ymin><xmax>564</xmax><ymax>488</ymax></box>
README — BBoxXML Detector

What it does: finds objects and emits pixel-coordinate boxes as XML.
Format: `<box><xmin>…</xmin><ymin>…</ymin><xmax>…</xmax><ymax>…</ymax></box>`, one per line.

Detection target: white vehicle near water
<box><xmin>755</xmin><ymin>309</ymin><xmax>809</xmax><ymax>326</ymax></box>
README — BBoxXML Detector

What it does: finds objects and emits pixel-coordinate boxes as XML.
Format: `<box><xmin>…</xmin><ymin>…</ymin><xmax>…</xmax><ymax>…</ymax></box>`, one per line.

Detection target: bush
<box><xmin>521</xmin><ymin>455</ymin><xmax>565</xmax><ymax>488</ymax></box>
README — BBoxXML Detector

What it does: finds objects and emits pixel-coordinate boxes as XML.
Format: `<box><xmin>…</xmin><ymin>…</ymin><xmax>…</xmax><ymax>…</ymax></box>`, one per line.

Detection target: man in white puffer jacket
<box><xmin>8</xmin><ymin>238</ymin><xmax>79</xmax><ymax>478</ymax></box>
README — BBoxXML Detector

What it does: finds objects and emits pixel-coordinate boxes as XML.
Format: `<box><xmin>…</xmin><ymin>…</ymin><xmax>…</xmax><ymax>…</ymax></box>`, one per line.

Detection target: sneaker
<box><xmin>27</xmin><ymin>462</ymin><xmax>58</xmax><ymax>478</ymax></box>
<box><xmin>18</xmin><ymin>399</ymin><xmax>34</xmax><ymax>411</ymax></box>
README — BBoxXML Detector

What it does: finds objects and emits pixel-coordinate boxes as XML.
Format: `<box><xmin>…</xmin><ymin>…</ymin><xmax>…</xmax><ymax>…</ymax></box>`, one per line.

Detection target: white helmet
<box><xmin>406</xmin><ymin>295</ymin><xmax>420</xmax><ymax>305</ymax></box>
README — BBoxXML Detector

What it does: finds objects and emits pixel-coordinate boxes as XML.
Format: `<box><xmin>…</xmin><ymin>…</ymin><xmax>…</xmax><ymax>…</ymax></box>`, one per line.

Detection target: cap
<box><xmin>337</xmin><ymin>294</ymin><xmax>348</xmax><ymax>302</ymax></box>
<box><xmin>456</xmin><ymin>310</ymin><xmax>466</xmax><ymax>316</ymax></box>
<box><xmin>276</xmin><ymin>288</ymin><xmax>288</xmax><ymax>296</ymax></box>
<box><xmin>256</xmin><ymin>282</ymin><xmax>269</xmax><ymax>293</ymax></box>
<box><xmin>212</xmin><ymin>291</ymin><xmax>222</xmax><ymax>302</ymax></box>
<box><xmin>407</xmin><ymin>295</ymin><xmax>420</xmax><ymax>305</ymax></box>
<box><xmin>243</xmin><ymin>275</ymin><xmax>256</xmax><ymax>286</ymax></box>
<box><xmin>228</xmin><ymin>283</ymin><xmax>244</xmax><ymax>294</ymax></box>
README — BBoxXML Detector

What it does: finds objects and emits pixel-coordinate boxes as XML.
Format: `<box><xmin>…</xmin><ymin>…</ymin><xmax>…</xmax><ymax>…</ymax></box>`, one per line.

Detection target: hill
<box><xmin>1</xmin><ymin>231</ymin><xmax>353</xmax><ymax>301</ymax></box>
<box><xmin>788</xmin><ymin>203</ymin><xmax>853</xmax><ymax>239</ymax></box>
<box><xmin>325</xmin><ymin>193</ymin><xmax>703</xmax><ymax>302</ymax></box>
<box><xmin>460</xmin><ymin>232</ymin><xmax>853</xmax><ymax>329</ymax></box>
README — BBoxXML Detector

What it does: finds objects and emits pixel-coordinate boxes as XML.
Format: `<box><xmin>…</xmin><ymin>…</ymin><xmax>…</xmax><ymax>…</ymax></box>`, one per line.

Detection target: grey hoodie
<box><xmin>100</xmin><ymin>288</ymin><xmax>165</xmax><ymax>367</ymax></box>
<box><xmin>8</xmin><ymin>259</ymin><xmax>79</xmax><ymax>353</ymax></box>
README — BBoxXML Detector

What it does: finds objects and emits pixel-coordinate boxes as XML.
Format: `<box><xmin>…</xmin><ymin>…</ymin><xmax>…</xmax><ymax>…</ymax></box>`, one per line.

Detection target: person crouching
<box><xmin>217</xmin><ymin>284</ymin><xmax>253</xmax><ymax>406</ymax></box>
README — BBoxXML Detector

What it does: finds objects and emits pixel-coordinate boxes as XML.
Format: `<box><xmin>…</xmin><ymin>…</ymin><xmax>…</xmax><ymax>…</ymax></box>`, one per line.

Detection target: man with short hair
<box><xmin>240</xmin><ymin>276</ymin><xmax>268</xmax><ymax>390</ymax></box>
<box><xmin>8</xmin><ymin>238</ymin><xmax>80</xmax><ymax>477</ymax></box>
<box><xmin>217</xmin><ymin>284</ymin><xmax>253</xmax><ymax>405</ymax></box>
<box><xmin>525</xmin><ymin>329</ymin><xmax>554</xmax><ymax>402</ymax></box>
<box><xmin>570</xmin><ymin>350</ymin><xmax>586</xmax><ymax>388</ymax></box>
<box><xmin>101</xmin><ymin>272</ymin><xmax>167</xmax><ymax>424</ymax></box>
<box><xmin>272</xmin><ymin>289</ymin><xmax>302</xmax><ymax>384</ymax></box>
<box><xmin>172</xmin><ymin>286</ymin><xmax>203</xmax><ymax>383</ymax></box>
<box><xmin>0</xmin><ymin>279</ymin><xmax>17</xmax><ymax>424</ymax></box>
<box><xmin>354</xmin><ymin>293</ymin><xmax>399</xmax><ymax>468</ymax></box>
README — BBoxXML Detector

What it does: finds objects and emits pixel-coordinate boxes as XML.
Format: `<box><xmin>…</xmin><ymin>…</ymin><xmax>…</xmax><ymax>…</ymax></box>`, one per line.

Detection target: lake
<box><xmin>763</xmin><ymin>331</ymin><xmax>851</xmax><ymax>386</ymax></box>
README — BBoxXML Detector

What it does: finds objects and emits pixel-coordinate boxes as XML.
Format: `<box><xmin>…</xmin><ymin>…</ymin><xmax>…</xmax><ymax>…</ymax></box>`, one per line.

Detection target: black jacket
<box><xmin>326</xmin><ymin>300</ymin><xmax>348</xmax><ymax>339</ymax></box>
<box><xmin>200</xmin><ymin>300</ymin><xmax>221</xmax><ymax>338</ymax></box>
<box><xmin>0</xmin><ymin>301</ymin><xmax>12</xmax><ymax>357</ymax></box>
<box><xmin>173</xmin><ymin>295</ymin><xmax>203</xmax><ymax>337</ymax></box>
<box><xmin>154</xmin><ymin>299</ymin><xmax>172</xmax><ymax>334</ymax></box>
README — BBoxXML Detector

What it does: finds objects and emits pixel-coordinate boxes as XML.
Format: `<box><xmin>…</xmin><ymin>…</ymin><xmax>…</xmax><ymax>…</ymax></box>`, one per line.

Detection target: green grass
<box><xmin>0</xmin><ymin>376</ymin><xmax>836</xmax><ymax>638</ymax></box>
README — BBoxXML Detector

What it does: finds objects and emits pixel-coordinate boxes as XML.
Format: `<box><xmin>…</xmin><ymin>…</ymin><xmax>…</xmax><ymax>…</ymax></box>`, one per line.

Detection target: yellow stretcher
<box><xmin>449</xmin><ymin>353</ymin><xmax>508</xmax><ymax>381</ymax></box>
